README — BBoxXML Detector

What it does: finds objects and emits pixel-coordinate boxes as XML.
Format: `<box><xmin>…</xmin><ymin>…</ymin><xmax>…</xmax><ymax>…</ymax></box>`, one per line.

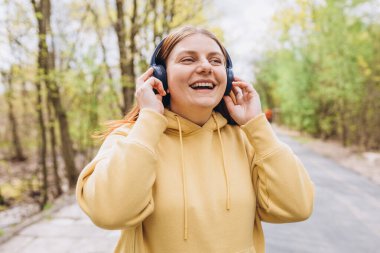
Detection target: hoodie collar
<box><xmin>164</xmin><ymin>108</ymin><xmax>228</xmax><ymax>135</ymax></box>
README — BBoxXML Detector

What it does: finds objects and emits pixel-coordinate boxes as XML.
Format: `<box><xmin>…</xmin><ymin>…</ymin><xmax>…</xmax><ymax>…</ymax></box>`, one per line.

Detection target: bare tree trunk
<box><xmin>163</xmin><ymin>0</ymin><xmax>170</xmax><ymax>34</ymax></box>
<box><xmin>340</xmin><ymin>99</ymin><xmax>348</xmax><ymax>147</ymax></box>
<box><xmin>151</xmin><ymin>0</ymin><xmax>158</xmax><ymax>43</ymax></box>
<box><xmin>51</xmin><ymin>90</ymin><xmax>78</xmax><ymax>188</ymax></box>
<box><xmin>163</xmin><ymin>0</ymin><xmax>177</xmax><ymax>36</ymax></box>
<box><xmin>126</xmin><ymin>0</ymin><xmax>138</xmax><ymax>108</ymax></box>
<box><xmin>31</xmin><ymin>0</ymin><xmax>49</xmax><ymax>209</ymax></box>
<box><xmin>21</xmin><ymin>81</ymin><xmax>30</xmax><ymax>139</ymax></box>
<box><xmin>47</xmin><ymin>97</ymin><xmax>62</xmax><ymax>197</ymax></box>
<box><xmin>0</xmin><ymin>188</ymin><xmax>5</xmax><ymax>206</ymax></box>
<box><xmin>32</xmin><ymin>0</ymin><xmax>78</xmax><ymax>189</ymax></box>
<box><xmin>2</xmin><ymin>70</ymin><xmax>27</xmax><ymax>161</ymax></box>
<box><xmin>115</xmin><ymin>0</ymin><xmax>135</xmax><ymax>114</ymax></box>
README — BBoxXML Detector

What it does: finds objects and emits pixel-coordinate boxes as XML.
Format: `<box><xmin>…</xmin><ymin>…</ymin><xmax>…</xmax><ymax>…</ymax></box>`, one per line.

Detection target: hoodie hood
<box><xmin>164</xmin><ymin>108</ymin><xmax>228</xmax><ymax>135</ymax></box>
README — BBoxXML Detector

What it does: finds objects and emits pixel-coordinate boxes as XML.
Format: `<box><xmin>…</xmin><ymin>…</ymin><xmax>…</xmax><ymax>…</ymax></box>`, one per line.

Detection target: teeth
<box><xmin>190</xmin><ymin>82</ymin><xmax>214</xmax><ymax>88</ymax></box>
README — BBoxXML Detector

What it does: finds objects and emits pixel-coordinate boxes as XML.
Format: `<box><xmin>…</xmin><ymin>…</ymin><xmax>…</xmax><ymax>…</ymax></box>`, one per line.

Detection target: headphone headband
<box><xmin>150</xmin><ymin>37</ymin><xmax>233</xmax><ymax>69</ymax></box>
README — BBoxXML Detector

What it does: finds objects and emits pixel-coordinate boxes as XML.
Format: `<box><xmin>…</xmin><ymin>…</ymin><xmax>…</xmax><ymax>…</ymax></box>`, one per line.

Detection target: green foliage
<box><xmin>0</xmin><ymin>180</ymin><xmax>25</xmax><ymax>200</ymax></box>
<box><xmin>256</xmin><ymin>0</ymin><xmax>380</xmax><ymax>149</ymax></box>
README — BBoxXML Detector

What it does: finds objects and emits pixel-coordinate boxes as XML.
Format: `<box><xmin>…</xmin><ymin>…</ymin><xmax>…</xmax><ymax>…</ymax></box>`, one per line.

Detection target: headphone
<box><xmin>150</xmin><ymin>38</ymin><xmax>234</xmax><ymax>96</ymax></box>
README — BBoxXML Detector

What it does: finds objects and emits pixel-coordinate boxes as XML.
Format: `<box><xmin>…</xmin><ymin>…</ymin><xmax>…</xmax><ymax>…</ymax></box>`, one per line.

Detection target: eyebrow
<box><xmin>176</xmin><ymin>50</ymin><xmax>224</xmax><ymax>58</ymax></box>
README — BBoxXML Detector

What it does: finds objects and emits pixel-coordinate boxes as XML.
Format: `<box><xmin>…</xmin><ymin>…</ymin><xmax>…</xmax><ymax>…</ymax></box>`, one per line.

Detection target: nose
<box><xmin>196</xmin><ymin>58</ymin><xmax>212</xmax><ymax>74</ymax></box>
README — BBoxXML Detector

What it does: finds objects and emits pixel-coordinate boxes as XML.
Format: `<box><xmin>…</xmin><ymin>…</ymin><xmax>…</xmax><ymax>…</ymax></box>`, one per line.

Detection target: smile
<box><xmin>189</xmin><ymin>82</ymin><xmax>215</xmax><ymax>90</ymax></box>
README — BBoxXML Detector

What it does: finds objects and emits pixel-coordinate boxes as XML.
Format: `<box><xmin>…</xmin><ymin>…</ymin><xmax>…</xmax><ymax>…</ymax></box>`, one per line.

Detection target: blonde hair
<box><xmin>96</xmin><ymin>26</ymin><xmax>236</xmax><ymax>140</ymax></box>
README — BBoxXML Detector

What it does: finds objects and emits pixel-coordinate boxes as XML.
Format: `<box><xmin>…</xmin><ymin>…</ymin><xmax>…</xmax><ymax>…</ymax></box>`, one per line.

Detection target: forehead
<box><xmin>168</xmin><ymin>33</ymin><xmax>223</xmax><ymax>58</ymax></box>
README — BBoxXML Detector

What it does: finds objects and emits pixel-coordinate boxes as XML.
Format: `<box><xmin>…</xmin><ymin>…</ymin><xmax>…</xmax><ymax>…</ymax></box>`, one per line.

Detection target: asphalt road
<box><xmin>1</xmin><ymin>130</ymin><xmax>379</xmax><ymax>253</ymax></box>
<box><xmin>264</xmin><ymin>131</ymin><xmax>380</xmax><ymax>253</ymax></box>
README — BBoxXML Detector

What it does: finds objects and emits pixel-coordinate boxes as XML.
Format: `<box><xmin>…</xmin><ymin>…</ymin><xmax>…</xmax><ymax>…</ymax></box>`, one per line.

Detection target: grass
<box><xmin>293</xmin><ymin>135</ymin><xmax>312</xmax><ymax>144</ymax></box>
<box><xmin>43</xmin><ymin>202</ymin><xmax>53</xmax><ymax>211</ymax></box>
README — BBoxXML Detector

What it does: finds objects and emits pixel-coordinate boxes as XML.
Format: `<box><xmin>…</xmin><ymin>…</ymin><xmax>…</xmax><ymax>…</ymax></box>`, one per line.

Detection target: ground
<box><xmin>273</xmin><ymin>124</ymin><xmax>380</xmax><ymax>185</ymax></box>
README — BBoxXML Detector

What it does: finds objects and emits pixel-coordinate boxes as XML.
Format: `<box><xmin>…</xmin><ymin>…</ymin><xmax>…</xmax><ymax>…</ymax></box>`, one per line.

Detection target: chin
<box><xmin>192</xmin><ymin>100</ymin><xmax>221</xmax><ymax>110</ymax></box>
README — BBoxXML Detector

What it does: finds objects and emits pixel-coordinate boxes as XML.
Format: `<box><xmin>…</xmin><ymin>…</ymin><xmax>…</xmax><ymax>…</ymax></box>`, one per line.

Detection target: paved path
<box><xmin>1</xmin><ymin>130</ymin><xmax>380</xmax><ymax>253</ymax></box>
<box><xmin>0</xmin><ymin>202</ymin><xmax>120</xmax><ymax>253</ymax></box>
<box><xmin>263</xmin><ymin>132</ymin><xmax>380</xmax><ymax>253</ymax></box>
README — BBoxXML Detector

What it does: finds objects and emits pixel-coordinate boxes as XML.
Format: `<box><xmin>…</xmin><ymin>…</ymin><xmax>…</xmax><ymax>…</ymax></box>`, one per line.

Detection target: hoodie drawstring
<box><xmin>175</xmin><ymin>115</ymin><xmax>188</xmax><ymax>240</ymax></box>
<box><xmin>174</xmin><ymin>113</ymin><xmax>231</xmax><ymax>241</ymax></box>
<box><xmin>212</xmin><ymin>112</ymin><xmax>231</xmax><ymax>211</ymax></box>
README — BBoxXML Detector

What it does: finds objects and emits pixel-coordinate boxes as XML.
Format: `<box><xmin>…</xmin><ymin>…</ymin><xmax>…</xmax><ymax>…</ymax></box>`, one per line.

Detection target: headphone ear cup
<box><xmin>225</xmin><ymin>67</ymin><xmax>234</xmax><ymax>95</ymax></box>
<box><xmin>152</xmin><ymin>65</ymin><xmax>168</xmax><ymax>92</ymax></box>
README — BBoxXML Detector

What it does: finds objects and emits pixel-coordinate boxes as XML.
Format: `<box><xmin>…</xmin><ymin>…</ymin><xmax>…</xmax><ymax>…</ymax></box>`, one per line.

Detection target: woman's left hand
<box><xmin>223</xmin><ymin>77</ymin><xmax>262</xmax><ymax>125</ymax></box>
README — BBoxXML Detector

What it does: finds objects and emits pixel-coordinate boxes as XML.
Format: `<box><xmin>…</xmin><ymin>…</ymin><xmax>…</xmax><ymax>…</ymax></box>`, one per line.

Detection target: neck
<box><xmin>169</xmin><ymin>105</ymin><xmax>213</xmax><ymax>126</ymax></box>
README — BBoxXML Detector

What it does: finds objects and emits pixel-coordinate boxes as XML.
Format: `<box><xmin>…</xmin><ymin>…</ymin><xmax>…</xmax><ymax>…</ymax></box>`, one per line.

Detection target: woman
<box><xmin>76</xmin><ymin>26</ymin><xmax>314</xmax><ymax>253</ymax></box>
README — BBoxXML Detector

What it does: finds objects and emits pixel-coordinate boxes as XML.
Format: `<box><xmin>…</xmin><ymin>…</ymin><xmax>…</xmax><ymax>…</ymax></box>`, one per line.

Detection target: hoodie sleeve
<box><xmin>241</xmin><ymin>113</ymin><xmax>314</xmax><ymax>223</ymax></box>
<box><xmin>76</xmin><ymin>108</ymin><xmax>168</xmax><ymax>230</ymax></box>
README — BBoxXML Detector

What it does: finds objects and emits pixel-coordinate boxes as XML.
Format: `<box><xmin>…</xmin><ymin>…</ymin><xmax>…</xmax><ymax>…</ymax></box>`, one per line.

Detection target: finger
<box><xmin>232</xmin><ymin>85</ymin><xmax>243</xmax><ymax>97</ymax></box>
<box><xmin>145</xmin><ymin>77</ymin><xmax>166</xmax><ymax>96</ymax></box>
<box><xmin>233</xmin><ymin>76</ymin><xmax>243</xmax><ymax>82</ymax></box>
<box><xmin>225</xmin><ymin>89</ymin><xmax>237</xmax><ymax>104</ymax></box>
<box><xmin>136</xmin><ymin>68</ymin><xmax>154</xmax><ymax>89</ymax></box>
<box><xmin>223</xmin><ymin>96</ymin><xmax>235</xmax><ymax>111</ymax></box>
<box><xmin>232</xmin><ymin>86</ymin><xmax>244</xmax><ymax>104</ymax></box>
<box><xmin>137</xmin><ymin>67</ymin><xmax>154</xmax><ymax>83</ymax></box>
<box><xmin>232</xmin><ymin>81</ymin><xmax>254</xmax><ymax>94</ymax></box>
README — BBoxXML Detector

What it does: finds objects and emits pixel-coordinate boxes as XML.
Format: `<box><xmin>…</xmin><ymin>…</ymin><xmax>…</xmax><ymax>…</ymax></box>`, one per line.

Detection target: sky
<box><xmin>210</xmin><ymin>0</ymin><xmax>280</xmax><ymax>82</ymax></box>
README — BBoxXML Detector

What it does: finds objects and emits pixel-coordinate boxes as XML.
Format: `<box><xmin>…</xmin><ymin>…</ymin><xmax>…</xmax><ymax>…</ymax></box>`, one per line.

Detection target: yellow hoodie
<box><xmin>76</xmin><ymin>108</ymin><xmax>314</xmax><ymax>253</ymax></box>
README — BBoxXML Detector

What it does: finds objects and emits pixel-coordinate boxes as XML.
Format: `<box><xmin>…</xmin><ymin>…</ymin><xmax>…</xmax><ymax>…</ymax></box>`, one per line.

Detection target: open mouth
<box><xmin>189</xmin><ymin>82</ymin><xmax>215</xmax><ymax>90</ymax></box>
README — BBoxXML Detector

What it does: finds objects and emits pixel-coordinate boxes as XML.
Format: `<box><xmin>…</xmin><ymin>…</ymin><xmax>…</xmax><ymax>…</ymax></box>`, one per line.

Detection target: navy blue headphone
<box><xmin>150</xmin><ymin>38</ymin><xmax>234</xmax><ymax>96</ymax></box>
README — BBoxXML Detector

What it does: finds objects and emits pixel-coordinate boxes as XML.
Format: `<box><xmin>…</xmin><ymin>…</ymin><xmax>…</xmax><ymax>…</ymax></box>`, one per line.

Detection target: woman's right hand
<box><xmin>135</xmin><ymin>67</ymin><xmax>167</xmax><ymax>114</ymax></box>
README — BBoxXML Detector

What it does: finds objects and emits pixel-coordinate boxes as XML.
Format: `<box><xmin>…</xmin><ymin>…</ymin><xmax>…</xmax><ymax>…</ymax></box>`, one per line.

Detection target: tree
<box><xmin>2</xmin><ymin>68</ymin><xmax>27</xmax><ymax>162</ymax></box>
<box><xmin>256</xmin><ymin>0</ymin><xmax>380</xmax><ymax>150</ymax></box>
<box><xmin>31</xmin><ymin>0</ymin><xmax>78</xmax><ymax>190</ymax></box>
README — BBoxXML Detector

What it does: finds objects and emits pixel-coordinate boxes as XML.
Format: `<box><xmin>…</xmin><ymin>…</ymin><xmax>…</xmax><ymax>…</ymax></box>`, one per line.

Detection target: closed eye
<box><xmin>181</xmin><ymin>57</ymin><xmax>195</xmax><ymax>63</ymax></box>
<box><xmin>210</xmin><ymin>58</ymin><xmax>223</xmax><ymax>65</ymax></box>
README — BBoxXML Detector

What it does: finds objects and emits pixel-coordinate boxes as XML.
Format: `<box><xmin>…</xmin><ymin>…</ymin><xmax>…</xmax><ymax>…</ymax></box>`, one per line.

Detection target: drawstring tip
<box><xmin>184</xmin><ymin>231</ymin><xmax>188</xmax><ymax>240</ymax></box>
<box><xmin>226</xmin><ymin>197</ymin><xmax>231</xmax><ymax>211</ymax></box>
<box><xmin>226</xmin><ymin>199</ymin><xmax>231</xmax><ymax>211</ymax></box>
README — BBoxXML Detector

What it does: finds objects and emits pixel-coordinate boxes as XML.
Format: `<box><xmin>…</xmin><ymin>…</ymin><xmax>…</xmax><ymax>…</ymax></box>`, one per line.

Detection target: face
<box><xmin>166</xmin><ymin>33</ymin><xmax>227</xmax><ymax>113</ymax></box>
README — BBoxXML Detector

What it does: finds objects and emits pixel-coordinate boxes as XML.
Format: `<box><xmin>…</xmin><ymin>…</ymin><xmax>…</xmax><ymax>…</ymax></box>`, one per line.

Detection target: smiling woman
<box><xmin>165</xmin><ymin>33</ymin><xmax>228</xmax><ymax>125</ymax></box>
<box><xmin>76</xmin><ymin>25</ymin><xmax>315</xmax><ymax>253</ymax></box>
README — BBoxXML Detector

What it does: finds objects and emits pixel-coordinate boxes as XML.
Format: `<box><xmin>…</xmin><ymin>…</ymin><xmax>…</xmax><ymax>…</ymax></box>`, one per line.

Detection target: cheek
<box><xmin>217</xmin><ymin>69</ymin><xmax>228</xmax><ymax>85</ymax></box>
<box><xmin>167</xmin><ymin>66</ymin><xmax>188</xmax><ymax>87</ymax></box>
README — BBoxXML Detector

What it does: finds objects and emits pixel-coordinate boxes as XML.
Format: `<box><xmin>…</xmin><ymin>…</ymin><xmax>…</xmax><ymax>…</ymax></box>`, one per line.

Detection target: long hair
<box><xmin>96</xmin><ymin>26</ymin><xmax>236</xmax><ymax>140</ymax></box>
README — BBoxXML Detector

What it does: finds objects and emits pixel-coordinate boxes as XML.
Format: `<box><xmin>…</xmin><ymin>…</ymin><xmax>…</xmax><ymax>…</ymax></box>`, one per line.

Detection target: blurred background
<box><xmin>0</xmin><ymin>0</ymin><xmax>379</xmax><ymax>247</ymax></box>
